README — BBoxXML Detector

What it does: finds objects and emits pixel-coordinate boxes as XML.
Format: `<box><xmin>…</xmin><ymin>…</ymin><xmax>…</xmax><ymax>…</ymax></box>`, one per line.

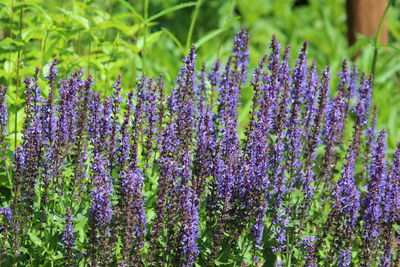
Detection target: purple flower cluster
<box><xmin>62</xmin><ymin>206</ymin><xmax>75</xmax><ymax>266</ymax></box>
<box><xmin>1</xmin><ymin>27</ymin><xmax>399</xmax><ymax>266</ymax></box>
<box><xmin>0</xmin><ymin>85</ymin><xmax>8</xmax><ymax>156</ymax></box>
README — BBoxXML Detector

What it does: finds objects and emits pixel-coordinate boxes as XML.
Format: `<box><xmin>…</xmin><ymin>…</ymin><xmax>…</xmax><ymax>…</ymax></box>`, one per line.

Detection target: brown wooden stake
<box><xmin>346</xmin><ymin>0</ymin><xmax>388</xmax><ymax>45</ymax></box>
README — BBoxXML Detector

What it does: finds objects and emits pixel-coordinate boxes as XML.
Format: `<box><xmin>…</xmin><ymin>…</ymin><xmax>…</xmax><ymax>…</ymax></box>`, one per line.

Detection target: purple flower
<box><xmin>88</xmin><ymin>92</ymin><xmax>103</xmax><ymax>150</ymax></box>
<box><xmin>287</xmin><ymin>41</ymin><xmax>308</xmax><ymax>180</ymax></box>
<box><xmin>348</xmin><ymin>64</ymin><xmax>359</xmax><ymax>100</ymax></box>
<box><xmin>299</xmin><ymin>67</ymin><xmax>330</xmax><ymax>210</ymax></box>
<box><xmin>302</xmin><ymin>61</ymin><xmax>319</xmax><ymax>135</ymax></box>
<box><xmin>0</xmin><ymin>206</ymin><xmax>12</xmax><ymax>232</ymax></box>
<box><xmin>354</xmin><ymin>74</ymin><xmax>373</xmax><ymax>127</ymax></box>
<box><xmin>329</xmin><ymin>126</ymin><xmax>362</xmax><ymax>263</ymax></box>
<box><xmin>150</xmin><ymin>46</ymin><xmax>199</xmax><ymax>264</ymax></box>
<box><xmin>273</xmin><ymin>45</ymin><xmax>292</xmax><ymax>134</ymax></box>
<box><xmin>130</xmin><ymin>75</ymin><xmax>147</xmax><ymax>164</ymax></box>
<box><xmin>268</xmin><ymin>46</ymin><xmax>292</xmax><ymax>252</ymax></box>
<box><xmin>232</xmin><ymin>27</ymin><xmax>250</xmax><ymax>85</ymax></box>
<box><xmin>378</xmin><ymin>142</ymin><xmax>400</xmax><ymax>265</ymax></box>
<box><xmin>329</xmin><ymin>74</ymin><xmax>372</xmax><ymax>254</ymax></box>
<box><xmin>90</xmin><ymin>153</ymin><xmax>113</xmax><ymax>229</ymax></box>
<box><xmin>119</xmin><ymin>91</ymin><xmax>134</xmax><ymax>170</ymax></box>
<box><xmin>324</xmin><ymin>60</ymin><xmax>350</xmax><ymax>146</ymax></box>
<box><xmin>23</xmin><ymin>71</ymin><xmax>42</xmax><ymax>133</ymax></box>
<box><xmin>0</xmin><ymin>85</ymin><xmax>8</xmax><ymax>159</ymax></box>
<box><xmin>6</xmin><ymin>30</ymin><xmax>399</xmax><ymax>266</ymax></box>
<box><xmin>337</xmin><ymin>59</ymin><xmax>351</xmax><ymax>111</ymax></box>
<box><xmin>171</xmin><ymin>45</ymin><xmax>199</xmax><ymax>265</ymax></box>
<box><xmin>362</xmin><ymin>130</ymin><xmax>387</xmax><ymax>240</ymax></box>
<box><xmin>88</xmin><ymin>153</ymin><xmax>113</xmax><ymax>265</ymax></box>
<box><xmin>143</xmin><ymin>77</ymin><xmax>159</xmax><ymax>167</ymax></box>
<box><xmin>19</xmin><ymin>81</ymin><xmax>43</xmax><ymax>213</ymax></box>
<box><xmin>215</xmin><ymin>56</ymin><xmax>241</xmax><ymax>203</ymax></box>
<box><xmin>321</xmin><ymin>61</ymin><xmax>349</xmax><ymax>184</ymax></box>
<box><xmin>208</xmin><ymin>59</ymin><xmax>221</xmax><ymax>88</ymax></box>
<box><xmin>179</xmin><ymin>185</ymin><xmax>200</xmax><ymax>266</ymax></box>
<box><xmin>333</xmin><ymin>149</ymin><xmax>360</xmax><ymax>216</ymax></box>
<box><xmin>62</xmin><ymin>206</ymin><xmax>75</xmax><ymax>265</ymax></box>
<box><xmin>45</xmin><ymin>58</ymin><xmax>59</xmax><ymax>91</ymax></box>
<box><xmin>338</xmin><ymin>247</ymin><xmax>352</xmax><ymax>267</ymax></box>
<box><xmin>360</xmin><ymin>130</ymin><xmax>388</xmax><ymax>265</ymax></box>
<box><xmin>301</xmin><ymin>235</ymin><xmax>317</xmax><ymax>267</ymax></box>
<box><xmin>243</xmin><ymin>56</ymin><xmax>271</xmax><ymax>240</ymax></box>
<box><xmin>71</xmin><ymin>75</ymin><xmax>94</xmax><ymax>199</ymax></box>
<box><xmin>193</xmin><ymin>64</ymin><xmax>216</xmax><ymax>196</ymax></box>
<box><xmin>100</xmin><ymin>97</ymin><xmax>112</xmax><ymax>154</ymax></box>
<box><xmin>0</xmin><ymin>206</ymin><xmax>12</xmax><ymax>222</ymax></box>
<box><xmin>120</xmin><ymin>167</ymin><xmax>146</xmax><ymax>265</ymax></box>
<box><xmin>57</xmin><ymin>70</ymin><xmax>84</xmax><ymax>149</ymax></box>
<box><xmin>108</xmin><ymin>75</ymin><xmax>122</xmax><ymax>171</ymax></box>
<box><xmin>39</xmin><ymin>94</ymin><xmax>58</xmax><ymax>207</ymax></box>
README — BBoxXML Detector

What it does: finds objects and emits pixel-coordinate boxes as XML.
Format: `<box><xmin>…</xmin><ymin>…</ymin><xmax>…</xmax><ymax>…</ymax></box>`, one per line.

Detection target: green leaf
<box><xmin>22</xmin><ymin>27</ymin><xmax>39</xmax><ymax>42</ymax></box>
<box><xmin>28</xmin><ymin>231</ymin><xmax>43</xmax><ymax>247</ymax></box>
<box><xmin>116</xmin><ymin>0</ymin><xmax>144</xmax><ymax>22</ymax></box>
<box><xmin>0</xmin><ymin>37</ymin><xmax>25</xmax><ymax>47</ymax></box>
<box><xmin>380</xmin><ymin>43</ymin><xmax>400</xmax><ymax>51</ymax></box>
<box><xmin>25</xmin><ymin>3</ymin><xmax>53</xmax><ymax>23</ymax></box>
<box><xmin>137</xmin><ymin>31</ymin><xmax>163</xmax><ymax>49</ymax></box>
<box><xmin>147</xmin><ymin>2</ymin><xmax>197</xmax><ymax>22</ymax></box>
<box><xmin>58</xmin><ymin>8</ymin><xmax>90</xmax><ymax>30</ymax></box>
<box><xmin>195</xmin><ymin>16</ymin><xmax>239</xmax><ymax>48</ymax></box>
<box><xmin>195</xmin><ymin>28</ymin><xmax>225</xmax><ymax>48</ymax></box>
<box><xmin>161</xmin><ymin>28</ymin><xmax>185</xmax><ymax>54</ymax></box>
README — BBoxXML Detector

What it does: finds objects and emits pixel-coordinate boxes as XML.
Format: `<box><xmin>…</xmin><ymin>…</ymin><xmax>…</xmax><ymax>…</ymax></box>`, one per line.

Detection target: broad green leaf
<box><xmin>22</xmin><ymin>27</ymin><xmax>39</xmax><ymax>42</ymax></box>
<box><xmin>58</xmin><ymin>8</ymin><xmax>90</xmax><ymax>30</ymax></box>
<box><xmin>28</xmin><ymin>231</ymin><xmax>43</xmax><ymax>247</ymax></box>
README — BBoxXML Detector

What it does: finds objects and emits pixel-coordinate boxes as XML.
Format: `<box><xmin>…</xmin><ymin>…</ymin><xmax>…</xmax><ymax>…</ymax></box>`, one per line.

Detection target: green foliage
<box><xmin>1</xmin><ymin>0</ymin><xmax>399</xmax><ymax>150</ymax></box>
<box><xmin>0</xmin><ymin>1</ymin><xmax>400</xmax><ymax>264</ymax></box>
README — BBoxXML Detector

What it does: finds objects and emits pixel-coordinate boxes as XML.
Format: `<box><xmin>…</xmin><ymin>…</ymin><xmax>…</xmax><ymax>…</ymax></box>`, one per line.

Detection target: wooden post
<box><xmin>346</xmin><ymin>0</ymin><xmax>388</xmax><ymax>45</ymax></box>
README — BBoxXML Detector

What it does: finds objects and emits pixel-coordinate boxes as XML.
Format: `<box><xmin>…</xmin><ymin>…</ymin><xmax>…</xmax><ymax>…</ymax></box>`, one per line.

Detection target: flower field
<box><xmin>0</xmin><ymin>1</ymin><xmax>400</xmax><ymax>266</ymax></box>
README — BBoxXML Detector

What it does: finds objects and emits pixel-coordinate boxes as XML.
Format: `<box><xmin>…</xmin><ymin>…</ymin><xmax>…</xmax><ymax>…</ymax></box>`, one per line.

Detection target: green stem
<box><xmin>88</xmin><ymin>39</ymin><xmax>91</xmax><ymax>74</ymax></box>
<box><xmin>186</xmin><ymin>0</ymin><xmax>202</xmax><ymax>51</ymax></box>
<box><xmin>371</xmin><ymin>0</ymin><xmax>395</xmax><ymax>76</ymax></box>
<box><xmin>104</xmin><ymin>45</ymin><xmax>118</xmax><ymax>98</ymax></box>
<box><xmin>7</xmin><ymin>0</ymin><xmax>15</xmax><ymax>90</ymax></box>
<box><xmin>142</xmin><ymin>0</ymin><xmax>149</xmax><ymax>73</ymax></box>
<box><xmin>287</xmin><ymin>232</ymin><xmax>292</xmax><ymax>267</ymax></box>
<box><xmin>14</xmin><ymin>3</ymin><xmax>24</xmax><ymax>150</ymax></box>
<box><xmin>41</xmin><ymin>30</ymin><xmax>49</xmax><ymax>71</ymax></box>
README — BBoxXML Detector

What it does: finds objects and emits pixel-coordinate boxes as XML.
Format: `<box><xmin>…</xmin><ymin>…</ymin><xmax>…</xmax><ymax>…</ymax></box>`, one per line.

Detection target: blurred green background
<box><xmin>0</xmin><ymin>0</ymin><xmax>399</xmax><ymax>148</ymax></box>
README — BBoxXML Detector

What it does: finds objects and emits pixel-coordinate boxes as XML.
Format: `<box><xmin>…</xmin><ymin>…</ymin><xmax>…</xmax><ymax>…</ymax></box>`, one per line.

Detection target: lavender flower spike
<box><xmin>360</xmin><ymin>130</ymin><xmax>388</xmax><ymax>265</ymax></box>
<box><xmin>62</xmin><ymin>206</ymin><xmax>75</xmax><ymax>266</ymax></box>
<box><xmin>120</xmin><ymin>167</ymin><xmax>146</xmax><ymax>266</ymax></box>
<box><xmin>233</xmin><ymin>26</ymin><xmax>250</xmax><ymax>86</ymax></box>
<box><xmin>88</xmin><ymin>153</ymin><xmax>113</xmax><ymax>265</ymax></box>
<box><xmin>0</xmin><ymin>85</ymin><xmax>8</xmax><ymax>160</ymax></box>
